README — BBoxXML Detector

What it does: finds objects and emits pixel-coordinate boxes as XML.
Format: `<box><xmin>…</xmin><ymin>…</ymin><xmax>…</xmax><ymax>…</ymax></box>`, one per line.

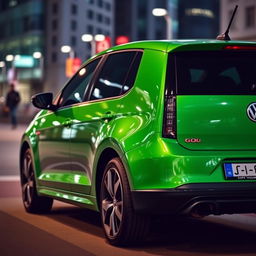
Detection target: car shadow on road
<box><xmin>47</xmin><ymin>204</ymin><xmax>104</xmax><ymax>238</ymax></box>
<box><xmin>138</xmin><ymin>216</ymin><xmax>256</xmax><ymax>255</ymax></box>
<box><xmin>46</xmin><ymin>205</ymin><xmax>256</xmax><ymax>255</ymax></box>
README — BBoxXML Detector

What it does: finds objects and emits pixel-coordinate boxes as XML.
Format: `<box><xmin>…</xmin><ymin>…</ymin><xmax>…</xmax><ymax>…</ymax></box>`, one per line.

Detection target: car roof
<box><xmin>94</xmin><ymin>39</ymin><xmax>256</xmax><ymax>56</ymax></box>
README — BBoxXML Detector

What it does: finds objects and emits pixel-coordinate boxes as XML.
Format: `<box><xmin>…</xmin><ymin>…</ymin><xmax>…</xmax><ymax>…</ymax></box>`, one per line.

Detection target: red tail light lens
<box><xmin>163</xmin><ymin>96</ymin><xmax>176</xmax><ymax>138</ymax></box>
<box><xmin>224</xmin><ymin>45</ymin><xmax>256</xmax><ymax>50</ymax></box>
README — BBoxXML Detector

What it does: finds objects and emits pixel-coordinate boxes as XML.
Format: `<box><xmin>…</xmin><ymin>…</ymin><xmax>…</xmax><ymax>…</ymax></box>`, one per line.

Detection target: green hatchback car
<box><xmin>20</xmin><ymin>40</ymin><xmax>256</xmax><ymax>245</ymax></box>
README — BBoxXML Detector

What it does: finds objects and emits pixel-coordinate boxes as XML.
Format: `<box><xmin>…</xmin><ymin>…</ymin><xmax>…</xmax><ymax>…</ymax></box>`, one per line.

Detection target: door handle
<box><xmin>102</xmin><ymin>111</ymin><xmax>115</xmax><ymax>121</ymax></box>
<box><xmin>63</xmin><ymin>119</ymin><xmax>73</xmax><ymax>127</ymax></box>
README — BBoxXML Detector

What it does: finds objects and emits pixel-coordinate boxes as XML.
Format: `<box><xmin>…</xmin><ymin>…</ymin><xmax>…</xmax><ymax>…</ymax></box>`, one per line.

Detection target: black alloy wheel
<box><xmin>100</xmin><ymin>157</ymin><xmax>150</xmax><ymax>246</ymax></box>
<box><xmin>21</xmin><ymin>148</ymin><xmax>53</xmax><ymax>213</ymax></box>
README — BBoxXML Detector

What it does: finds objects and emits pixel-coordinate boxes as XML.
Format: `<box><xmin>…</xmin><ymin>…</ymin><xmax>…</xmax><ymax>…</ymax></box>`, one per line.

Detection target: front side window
<box><xmin>89</xmin><ymin>51</ymin><xmax>142</xmax><ymax>101</ymax></box>
<box><xmin>58</xmin><ymin>58</ymin><xmax>100</xmax><ymax>107</ymax></box>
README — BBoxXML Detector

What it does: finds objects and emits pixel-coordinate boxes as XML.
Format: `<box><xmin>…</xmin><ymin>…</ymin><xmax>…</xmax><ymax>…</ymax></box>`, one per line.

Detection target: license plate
<box><xmin>224</xmin><ymin>163</ymin><xmax>256</xmax><ymax>180</ymax></box>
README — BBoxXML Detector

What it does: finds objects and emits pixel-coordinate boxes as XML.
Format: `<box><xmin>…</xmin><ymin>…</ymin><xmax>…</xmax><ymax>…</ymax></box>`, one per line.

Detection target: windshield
<box><xmin>173</xmin><ymin>51</ymin><xmax>256</xmax><ymax>95</ymax></box>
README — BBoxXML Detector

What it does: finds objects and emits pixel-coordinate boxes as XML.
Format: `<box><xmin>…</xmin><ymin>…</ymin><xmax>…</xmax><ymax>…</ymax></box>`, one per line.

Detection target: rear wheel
<box><xmin>21</xmin><ymin>148</ymin><xmax>53</xmax><ymax>213</ymax></box>
<box><xmin>100</xmin><ymin>157</ymin><xmax>150</xmax><ymax>246</ymax></box>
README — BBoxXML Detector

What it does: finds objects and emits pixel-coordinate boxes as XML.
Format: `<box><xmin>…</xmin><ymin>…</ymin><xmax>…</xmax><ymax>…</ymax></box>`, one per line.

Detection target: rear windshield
<box><xmin>173</xmin><ymin>51</ymin><xmax>256</xmax><ymax>95</ymax></box>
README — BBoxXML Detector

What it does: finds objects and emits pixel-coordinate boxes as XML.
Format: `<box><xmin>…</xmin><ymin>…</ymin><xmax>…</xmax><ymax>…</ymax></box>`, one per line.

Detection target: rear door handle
<box><xmin>102</xmin><ymin>111</ymin><xmax>115</xmax><ymax>121</ymax></box>
<box><xmin>63</xmin><ymin>119</ymin><xmax>73</xmax><ymax>127</ymax></box>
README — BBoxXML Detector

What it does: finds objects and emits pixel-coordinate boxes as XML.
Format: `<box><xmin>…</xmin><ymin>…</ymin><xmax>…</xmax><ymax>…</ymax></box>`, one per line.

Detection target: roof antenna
<box><xmin>217</xmin><ymin>5</ymin><xmax>238</xmax><ymax>41</ymax></box>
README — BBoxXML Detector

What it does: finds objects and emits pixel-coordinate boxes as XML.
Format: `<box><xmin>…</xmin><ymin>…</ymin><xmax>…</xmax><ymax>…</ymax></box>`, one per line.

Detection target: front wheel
<box><xmin>20</xmin><ymin>148</ymin><xmax>53</xmax><ymax>213</ymax></box>
<box><xmin>100</xmin><ymin>157</ymin><xmax>150</xmax><ymax>246</ymax></box>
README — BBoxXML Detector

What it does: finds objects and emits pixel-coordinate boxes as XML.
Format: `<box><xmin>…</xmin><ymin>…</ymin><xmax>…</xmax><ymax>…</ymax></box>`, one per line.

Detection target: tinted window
<box><xmin>59</xmin><ymin>58</ymin><xmax>100</xmax><ymax>107</ymax></box>
<box><xmin>123</xmin><ymin>52</ymin><xmax>142</xmax><ymax>93</ymax></box>
<box><xmin>173</xmin><ymin>51</ymin><xmax>256</xmax><ymax>95</ymax></box>
<box><xmin>90</xmin><ymin>51</ymin><xmax>141</xmax><ymax>100</ymax></box>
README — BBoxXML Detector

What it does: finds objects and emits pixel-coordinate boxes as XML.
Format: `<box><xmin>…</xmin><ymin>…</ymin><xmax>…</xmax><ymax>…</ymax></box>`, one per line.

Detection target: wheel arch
<box><xmin>20</xmin><ymin>140</ymin><xmax>30</xmax><ymax>174</ymax></box>
<box><xmin>20</xmin><ymin>138</ymin><xmax>39</xmax><ymax>178</ymax></box>
<box><xmin>92</xmin><ymin>139</ymin><xmax>133</xmax><ymax>211</ymax></box>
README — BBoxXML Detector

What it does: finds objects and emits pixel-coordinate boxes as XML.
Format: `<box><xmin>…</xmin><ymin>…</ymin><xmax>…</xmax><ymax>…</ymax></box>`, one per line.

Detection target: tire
<box><xmin>20</xmin><ymin>148</ymin><xmax>53</xmax><ymax>214</ymax></box>
<box><xmin>100</xmin><ymin>157</ymin><xmax>150</xmax><ymax>246</ymax></box>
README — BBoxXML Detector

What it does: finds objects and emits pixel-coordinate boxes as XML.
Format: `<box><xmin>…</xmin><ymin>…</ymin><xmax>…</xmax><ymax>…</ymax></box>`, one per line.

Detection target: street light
<box><xmin>152</xmin><ymin>8</ymin><xmax>172</xmax><ymax>40</ymax></box>
<box><xmin>81</xmin><ymin>34</ymin><xmax>93</xmax><ymax>42</ymax></box>
<box><xmin>0</xmin><ymin>61</ymin><xmax>6</xmax><ymax>82</ymax></box>
<box><xmin>81</xmin><ymin>34</ymin><xmax>105</xmax><ymax>56</ymax></box>
<box><xmin>5</xmin><ymin>54</ymin><xmax>16</xmax><ymax>83</ymax></box>
<box><xmin>60</xmin><ymin>45</ymin><xmax>75</xmax><ymax>59</ymax></box>
<box><xmin>6</xmin><ymin>55</ymin><xmax>14</xmax><ymax>62</ymax></box>
<box><xmin>33</xmin><ymin>51</ymin><xmax>42</xmax><ymax>59</ymax></box>
<box><xmin>0</xmin><ymin>61</ymin><xmax>5</xmax><ymax>68</ymax></box>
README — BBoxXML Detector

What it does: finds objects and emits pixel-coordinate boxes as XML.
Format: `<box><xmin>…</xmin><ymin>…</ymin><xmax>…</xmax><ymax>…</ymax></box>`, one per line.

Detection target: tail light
<box><xmin>163</xmin><ymin>95</ymin><xmax>176</xmax><ymax>138</ymax></box>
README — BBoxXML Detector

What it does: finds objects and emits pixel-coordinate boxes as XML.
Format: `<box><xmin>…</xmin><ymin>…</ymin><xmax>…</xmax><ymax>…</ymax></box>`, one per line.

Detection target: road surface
<box><xmin>1</xmin><ymin>123</ymin><xmax>256</xmax><ymax>256</ymax></box>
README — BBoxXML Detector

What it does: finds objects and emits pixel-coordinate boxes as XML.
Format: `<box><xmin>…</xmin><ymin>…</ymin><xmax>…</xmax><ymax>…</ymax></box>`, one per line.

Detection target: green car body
<box><xmin>20</xmin><ymin>40</ymin><xmax>256</xmax><ymax>244</ymax></box>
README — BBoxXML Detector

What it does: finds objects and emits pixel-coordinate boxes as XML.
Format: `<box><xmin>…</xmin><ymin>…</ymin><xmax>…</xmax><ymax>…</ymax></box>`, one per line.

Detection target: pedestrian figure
<box><xmin>5</xmin><ymin>83</ymin><xmax>20</xmax><ymax>129</ymax></box>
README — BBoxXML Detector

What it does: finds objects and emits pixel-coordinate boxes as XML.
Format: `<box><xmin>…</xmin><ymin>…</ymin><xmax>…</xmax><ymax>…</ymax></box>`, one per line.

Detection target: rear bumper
<box><xmin>131</xmin><ymin>182</ymin><xmax>256</xmax><ymax>216</ymax></box>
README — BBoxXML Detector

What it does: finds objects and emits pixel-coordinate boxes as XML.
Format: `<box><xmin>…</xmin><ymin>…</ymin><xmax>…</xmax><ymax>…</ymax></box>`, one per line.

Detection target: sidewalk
<box><xmin>0</xmin><ymin>123</ymin><xmax>27</xmax><ymax>177</ymax></box>
<box><xmin>0</xmin><ymin>123</ymin><xmax>27</xmax><ymax>142</ymax></box>
<box><xmin>0</xmin><ymin>115</ymin><xmax>33</xmax><ymax>125</ymax></box>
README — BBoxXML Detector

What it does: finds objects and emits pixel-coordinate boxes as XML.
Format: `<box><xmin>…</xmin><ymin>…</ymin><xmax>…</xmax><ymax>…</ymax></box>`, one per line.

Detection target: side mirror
<box><xmin>31</xmin><ymin>93</ymin><xmax>57</xmax><ymax>111</ymax></box>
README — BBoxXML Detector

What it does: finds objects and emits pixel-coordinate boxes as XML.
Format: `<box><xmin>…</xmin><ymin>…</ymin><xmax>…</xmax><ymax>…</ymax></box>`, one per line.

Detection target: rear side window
<box><xmin>89</xmin><ymin>51</ymin><xmax>142</xmax><ymax>100</ymax></box>
<box><xmin>172</xmin><ymin>51</ymin><xmax>256</xmax><ymax>95</ymax></box>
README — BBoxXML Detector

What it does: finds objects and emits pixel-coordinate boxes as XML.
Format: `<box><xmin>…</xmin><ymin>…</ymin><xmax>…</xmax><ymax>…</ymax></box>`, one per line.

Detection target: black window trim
<box><xmin>54</xmin><ymin>49</ymin><xmax>143</xmax><ymax>111</ymax></box>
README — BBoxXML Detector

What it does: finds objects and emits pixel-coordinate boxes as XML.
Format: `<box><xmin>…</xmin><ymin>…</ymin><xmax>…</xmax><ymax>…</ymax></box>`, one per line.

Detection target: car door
<box><xmin>36</xmin><ymin>58</ymin><xmax>101</xmax><ymax>191</ymax></box>
<box><xmin>69</xmin><ymin>51</ymin><xmax>143</xmax><ymax>194</ymax></box>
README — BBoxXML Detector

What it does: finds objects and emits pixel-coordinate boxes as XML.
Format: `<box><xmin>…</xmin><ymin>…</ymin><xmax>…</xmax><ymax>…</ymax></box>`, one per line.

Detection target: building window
<box><xmin>52</xmin><ymin>2</ymin><xmax>58</xmax><ymax>14</ymax></box>
<box><xmin>71</xmin><ymin>36</ymin><xmax>77</xmax><ymax>46</ymax></box>
<box><xmin>105</xmin><ymin>2</ymin><xmax>111</xmax><ymax>11</ymax></box>
<box><xmin>88</xmin><ymin>10</ymin><xmax>94</xmax><ymax>19</ymax></box>
<box><xmin>52</xmin><ymin>35</ymin><xmax>57</xmax><ymax>46</ymax></box>
<box><xmin>97</xmin><ymin>14</ymin><xmax>103</xmax><ymax>23</ymax></box>
<box><xmin>52</xmin><ymin>52</ymin><xmax>57</xmax><ymax>62</ymax></box>
<box><xmin>245</xmin><ymin>6</ymin><xmax>255</xmax><ymax>28</ymax></box>
<box><xmin>96</xmin><ymin>28</ymin><xmax>103</xmax><ymax>34</ymax></box>
<box><xmin>71</xmin><ymin>4</ymin><xmax>77</xmax><ymax>15</ymax></box>
<box><xmin>104</xmin><ymin>17</ymin><xmax>110</xmax><ymax>25</ymax></box>
<box><xmin>71</xmin><ymin>20</ymin><xmax>77</xmax><ymax>31</ymax></box>
<box><xmin>52</xmin><ymin>19</ymin><xmax>58</xmax><ymax>30</ymax></box>
<box><xmin>87</xmin><ymin>24</ymin><xmax>93</xmax><ymax>34</ymax></box>
<box><xmin>98</xmin><ymin>0</ymin><xmax>103</xmax><ymax>7</ymax></box>
<box><xmin>23</xmin><ymin>15</ymin><xmax>44</xmax><ymax>32</ymax></box>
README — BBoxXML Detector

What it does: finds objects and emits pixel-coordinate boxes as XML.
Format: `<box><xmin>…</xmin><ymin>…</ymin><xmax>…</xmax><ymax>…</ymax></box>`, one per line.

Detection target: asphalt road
<box><xmin>1</xmin><ymin>123</ymin><xmax>256</xmax><ymax>256</ymax></box>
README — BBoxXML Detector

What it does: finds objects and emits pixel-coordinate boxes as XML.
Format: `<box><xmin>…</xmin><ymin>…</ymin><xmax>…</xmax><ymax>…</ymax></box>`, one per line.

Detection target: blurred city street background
<box><xmin>0</xmin><ymin>0</ymin><xmax>255</xmax><ymax>117</ymax></box>
<box><xmin>1</xmin><ymin>0</ymin><xmax>256</xmax><ymax>255</ymax></box>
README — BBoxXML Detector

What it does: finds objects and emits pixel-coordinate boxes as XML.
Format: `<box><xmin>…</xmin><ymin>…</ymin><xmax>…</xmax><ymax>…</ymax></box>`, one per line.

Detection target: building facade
<box><xmin>0</xmin><ymin>0</ymin><xmax>45</xmax><ymax>105</ymax></box>
<box><xmin>114</xmin><ymin>0</ymin><xmax>220</xmax><ymax>42</ymax></box>
<box><xmin>220</xmin><ymin>0</ymin><xmax>256</xmax><ymax>41</ymax></box>
<box><xmin>176</xmin><ymin>0</ymin><xmax>220</xmax><ymax>39</ymax></box>
<box><xmin>45</xmin><ymin>0</ymin><xmax>114</xmax><ymax>95</ymax></box>
<box><xmin>0</xmin><ymin>0</ymin><xmax>114</xmax><ymax>107</ymax></box>
<box><xmin>115</xmin><ymin>0</ymin><xmax>166</xmax><ymax>42</ymax></box>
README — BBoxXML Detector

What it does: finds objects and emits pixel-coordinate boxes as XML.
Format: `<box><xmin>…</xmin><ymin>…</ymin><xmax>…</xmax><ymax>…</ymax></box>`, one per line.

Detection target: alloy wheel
<box><xmin>21</xmin><ymin>152</ymin><xmax>34</xmax><ymax>208</ymax></box>
<box><xmin>101</xmin><ymin>167</ymin><xmax>123</xmax><ymax>238</ymax></box>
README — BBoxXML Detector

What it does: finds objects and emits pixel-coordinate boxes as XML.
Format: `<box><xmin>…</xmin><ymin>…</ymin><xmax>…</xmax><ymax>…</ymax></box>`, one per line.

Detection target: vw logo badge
<box><xmin>247</xmin><ymin>103</ymin><xmax>256</xmax><ymax>122</ymax></box>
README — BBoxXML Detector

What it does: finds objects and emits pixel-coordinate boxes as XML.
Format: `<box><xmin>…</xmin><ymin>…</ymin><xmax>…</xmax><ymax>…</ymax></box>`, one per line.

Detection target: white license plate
<box><xmin>224</xmin><ymin>163</ymin><xmax>256</xmax><ymax>180</ymax></box>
